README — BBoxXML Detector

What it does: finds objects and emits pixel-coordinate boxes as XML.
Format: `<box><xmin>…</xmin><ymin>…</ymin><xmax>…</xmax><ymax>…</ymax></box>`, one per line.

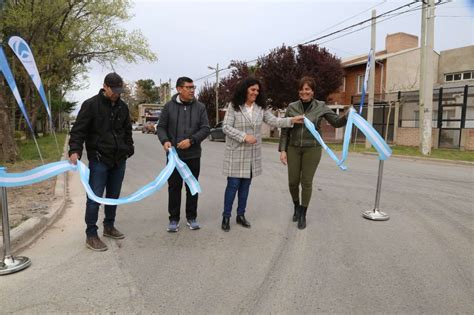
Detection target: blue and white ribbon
<box><xmin>0</xmin><ymin>148</ymin><xmax>201</xmax><ymax>205</ymax></box>
<box><xmin>304</xmin><ymin>108</ymin><xmax>392</xmax><ymax>170</ymax></box>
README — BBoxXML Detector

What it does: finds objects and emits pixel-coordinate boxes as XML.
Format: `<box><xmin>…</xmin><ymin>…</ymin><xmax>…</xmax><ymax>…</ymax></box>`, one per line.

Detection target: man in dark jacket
<box><xmin>69</xmin><ymin>72</ymin><xmax>134</xmax><ymax>251</ymax></box>
<box><xmin>156</xmin><ymin>76</ymin><xmax>210</xmax><ymax>232</ymax></box>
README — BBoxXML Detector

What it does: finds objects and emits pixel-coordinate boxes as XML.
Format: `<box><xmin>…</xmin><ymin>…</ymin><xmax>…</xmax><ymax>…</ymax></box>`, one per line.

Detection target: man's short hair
<box><xmin>176</xmin><ymin>77</ymin><xmax>193</xmax><ymax>88</ymax></box>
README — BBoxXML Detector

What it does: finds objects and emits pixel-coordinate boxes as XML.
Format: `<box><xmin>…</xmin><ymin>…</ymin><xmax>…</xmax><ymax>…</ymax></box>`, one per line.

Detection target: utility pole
<box><xmin>366</xmin><ymin>9</ymin><xmax>376</xmax><ymax>149</ymax></box>
<box><xmin>419</xmin><ymin>0</ymin><xmax>427</xmax><ymax>138</ymax></box>
<box><xmin>168</xmin><ymin>78</ymin><xmax>172</xmax><ymax>102</ymax></box>
<box><xmin>208</xmin><ymin>63</ymin><xmax>219</xmax><ymax>124</ymax></box>
<box><xmin>420</xmin><ymin>0</ymin><xmax>435</xmax><ymax>155</ymax></box>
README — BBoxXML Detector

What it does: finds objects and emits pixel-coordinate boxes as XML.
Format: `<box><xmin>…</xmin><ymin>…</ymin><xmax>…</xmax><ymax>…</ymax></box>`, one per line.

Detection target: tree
<box><xmin>258</xmin><ymin>45</ymin><xmax>299</xmax><ymax>109</ymax></box>
<box><xmin>0</xmin><ymin>0</ymin><xmax>157</xmax><ymax>161</ymax></box>
<box><xmin>135</xmin><ymin>79</ymin><xmax>160</xmax><ymax>104</ymax></box>
<box><xmin>218</xmin><ymin>60</ymin><xmax>261</xmax><ymax>107</ymax></box>
<box><xmin>258</xmin><ymin>44</ymin><xmax>343</xmax><ymax>109</ymax></box>
<box><xmin>295</xmin><ymin>45</ymin><xmax>343</xmax><ymax>100</ymax></box>
<box><xmin>197</xmin><ymin>81</ymin><xmax>218</xmax><ymax>127</ymax></box>
<box><xmin>120</xmin><ymin>82</ymin><xmax>139</xmax><ymax>122</ymax></box>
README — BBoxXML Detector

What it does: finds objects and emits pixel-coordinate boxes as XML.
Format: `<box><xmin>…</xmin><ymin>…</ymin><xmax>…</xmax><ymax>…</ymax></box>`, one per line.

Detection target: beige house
<box><xmin>329</xmin><ymin>32</ymin><xmax>473</xmax><ymax>150</ymax></box>
<box><xmin>138</xmin><ymin>104</ymin><xmax>163</xmax><ymax>125</ymax></box>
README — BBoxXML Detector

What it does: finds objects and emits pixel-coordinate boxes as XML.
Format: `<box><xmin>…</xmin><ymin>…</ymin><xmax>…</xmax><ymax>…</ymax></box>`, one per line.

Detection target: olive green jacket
<box><xmin>279</xmin><ymin>99</ymin><xmax>347</xmax><ymax>151</ymax></box>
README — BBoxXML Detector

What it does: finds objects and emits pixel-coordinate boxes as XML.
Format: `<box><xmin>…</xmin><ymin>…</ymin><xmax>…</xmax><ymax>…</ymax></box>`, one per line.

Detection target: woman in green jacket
<box><xmin>279</xmin><ymin>76</ymin><xmax>348</xmax><ymax>230</ymax></box>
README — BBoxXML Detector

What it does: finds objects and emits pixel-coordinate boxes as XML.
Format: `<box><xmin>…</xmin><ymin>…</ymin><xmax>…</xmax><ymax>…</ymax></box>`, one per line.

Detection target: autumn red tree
<box><xmin>295</xmin><ymin>45</ymin><xmax>343</xmax><ymax>101</ymax></box>
<box><xmin>197</xmin><ymin>81</ymin><xmax>218</xmax><ymax>127</ymax></box>
<box><xmin>258</xmin><ymin>45</ymin><xmax>299</xmax><ymax>109</ymax></box>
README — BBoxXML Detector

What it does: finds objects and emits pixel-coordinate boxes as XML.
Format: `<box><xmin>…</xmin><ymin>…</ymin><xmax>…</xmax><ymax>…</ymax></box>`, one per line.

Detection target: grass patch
<box><xmin>263</xmin><ymin>138</ymin><xmax>474</xmax><ymax>162</ymax></box>
<box><xmin>1</xmin><ymin>132</ymin><xmax>67</xmax><ymax>171</ymax></box>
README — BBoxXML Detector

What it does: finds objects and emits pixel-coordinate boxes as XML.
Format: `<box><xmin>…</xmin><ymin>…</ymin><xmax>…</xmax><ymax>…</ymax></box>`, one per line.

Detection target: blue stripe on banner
<box><xmin>0</xmin><ymin>47</ymin><xmax>35</xmax><ymax>132</ymax></box>
<box><xmin>303</xmin><ymin>108</ymin><xmax>391</xmax><ymax>170</ymax></box>
<box><xmin>0</xmin><ymin>148</ymin><xmax>201</xmax><ymax>205</ymax></box>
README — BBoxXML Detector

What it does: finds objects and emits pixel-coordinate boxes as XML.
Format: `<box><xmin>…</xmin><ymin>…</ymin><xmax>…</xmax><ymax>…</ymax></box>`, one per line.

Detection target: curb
<box><xmin>5</xmin><ymin>136</ymin><xmax>70</xmax><ymax>254</ymax></box>
<box><xmin>261</xmin><ymin>141</ymin><xmax>473</xmax><ymax>166</ymax></box>
<box><xmin>360</xmin><ymin>152</ymin><xmax>474</xmax><ymax>166</ymax></box>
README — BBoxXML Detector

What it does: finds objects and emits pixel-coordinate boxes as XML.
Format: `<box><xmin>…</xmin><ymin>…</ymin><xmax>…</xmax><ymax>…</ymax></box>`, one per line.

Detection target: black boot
<box><xmin>298</xmin><ymin>206</ymin><xmax>307</xmax><ymax>230</ymax></box>
<box><xmin>221</xmin><ymin>217</ymin><xmax>230</xmax><ymax>232</ymax></box>
<box><xmin>292</xmin><ymin>201</ymin><xmax>300</xmax><ymax>222</ymax></box>
<box><xmin>236</xmin><ymin>215</ymin><xmax>251</xmax><ymax>228</ymax></box>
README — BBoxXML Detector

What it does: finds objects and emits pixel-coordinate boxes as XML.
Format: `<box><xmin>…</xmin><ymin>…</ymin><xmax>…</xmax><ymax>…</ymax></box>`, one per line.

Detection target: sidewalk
<box><xmin>0</xmin><ymin>139</ymin><xmax>69</xmax><ymax>254</ymax></box>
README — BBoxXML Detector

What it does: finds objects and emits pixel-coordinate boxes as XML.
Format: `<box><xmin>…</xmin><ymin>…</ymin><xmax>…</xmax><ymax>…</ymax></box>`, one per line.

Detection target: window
<box><xmin>341</xmin><ymin>77</ymin><xmax>346</xmax><ymax>92</ymax></box>
<box><xmin>357</xmin><ymin>75</ymin><xmax>365</xmax><ymax>94</ymax></box>
<box><xmin>444</xmin><ymin>71</ymin><xmax>474</xmax><ymax>82</ymax></box>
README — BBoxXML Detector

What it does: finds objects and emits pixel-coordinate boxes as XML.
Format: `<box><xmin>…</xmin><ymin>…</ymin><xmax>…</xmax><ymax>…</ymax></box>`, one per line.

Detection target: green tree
<box><xmin>0</xmin><ymin>0</ymin><xmax>157</xmax><ymax>161</ymax></box>
<box><xmin>135</xmin><ymin>79</ymin><xmax>160</xmax><ymax>104</ymax></box>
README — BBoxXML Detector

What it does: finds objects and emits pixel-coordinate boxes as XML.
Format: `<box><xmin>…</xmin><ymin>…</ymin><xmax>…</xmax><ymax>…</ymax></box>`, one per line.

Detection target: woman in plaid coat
<box><xmin>221</xmin><ymin>77</ymin><xmax>304</xmax><ymax>231</ymax></box>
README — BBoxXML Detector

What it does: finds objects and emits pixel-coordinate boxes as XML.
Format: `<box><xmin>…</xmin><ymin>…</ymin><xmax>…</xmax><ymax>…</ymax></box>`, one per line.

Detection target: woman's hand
<box><xmin>280</xmin><ymin>151</ymin><xmax>287</xmax><ymax>165</ymax></box>
<box><xmin>244</xmin><ymin>134</ymin><xmax>257</xmax><ymax>144</ymax></box>
<box><xmin>291</xmin><ymin>115</ymin><xmax>305</xmax><ymax>124</ymax></box>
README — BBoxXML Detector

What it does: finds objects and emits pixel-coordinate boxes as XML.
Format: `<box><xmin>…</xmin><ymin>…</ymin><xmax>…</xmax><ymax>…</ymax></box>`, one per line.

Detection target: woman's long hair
<box><xmin>231</xmin><ymin>77</ymin><xmax>267</xmax><ymax>111</ymax></box>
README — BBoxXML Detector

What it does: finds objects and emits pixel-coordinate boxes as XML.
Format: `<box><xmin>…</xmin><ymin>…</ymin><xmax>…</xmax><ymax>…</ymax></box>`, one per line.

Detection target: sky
<box><xmin>67</xmin><ymin>0</ymin><xmax>474</xmax><ymax>112</ymax></box>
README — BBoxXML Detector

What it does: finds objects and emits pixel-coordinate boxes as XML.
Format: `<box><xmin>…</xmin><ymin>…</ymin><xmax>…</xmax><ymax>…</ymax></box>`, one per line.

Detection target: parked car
<box><xmin>142</xmin><ymin>122</ymin><xmax>156</xmax><ymax>134</ymax></box>
<box><xmin>132</xmin><ymin>123</ymin><xmax>143</xmax><ymax>131</ymax></box>
<box><xmin>209</xmin><ymin>121</ymin><xmax>225</xmax><ymax>141</ymax></box>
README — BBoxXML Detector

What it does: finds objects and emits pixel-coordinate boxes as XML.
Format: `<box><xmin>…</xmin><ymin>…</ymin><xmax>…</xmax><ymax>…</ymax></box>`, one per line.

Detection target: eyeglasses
<box><xmin>179</xmin><ymin>85</ymin><xmax>196</xmax><ymax>90</ymax></box>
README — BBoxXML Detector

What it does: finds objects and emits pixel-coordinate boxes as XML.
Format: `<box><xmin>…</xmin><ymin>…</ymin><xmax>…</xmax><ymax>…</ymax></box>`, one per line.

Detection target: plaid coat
<box><xmin>222</xmin><ymin>104</ymin><xmax>293</xmax><ymax>178</ymax></box>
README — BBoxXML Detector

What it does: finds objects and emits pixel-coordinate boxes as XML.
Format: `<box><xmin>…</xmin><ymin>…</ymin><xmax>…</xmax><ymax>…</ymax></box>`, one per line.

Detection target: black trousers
<box><xmin>168</xmin><ymin>157</ymin><xmax>200</xmax><ymax>222</ymax></box>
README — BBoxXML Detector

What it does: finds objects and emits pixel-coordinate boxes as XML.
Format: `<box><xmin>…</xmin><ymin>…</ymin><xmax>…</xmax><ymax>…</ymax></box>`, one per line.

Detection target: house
<box><xmin>328</xmin><ymin>32</ymin><xmax>474</xmax><ymax>150</ymax></box>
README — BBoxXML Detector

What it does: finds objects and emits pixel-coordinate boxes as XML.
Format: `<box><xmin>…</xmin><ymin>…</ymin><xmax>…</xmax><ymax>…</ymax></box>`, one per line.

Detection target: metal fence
<box><xmin>349</xmin><ymin>85</ymin><xmax>474</xmax><ymax>148</ymax></box>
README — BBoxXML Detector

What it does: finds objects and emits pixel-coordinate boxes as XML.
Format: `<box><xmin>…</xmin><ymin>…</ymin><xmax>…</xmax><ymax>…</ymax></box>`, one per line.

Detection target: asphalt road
<box><xmin>1</xmin><ymin>132</ymin><xmax>473</xmax><ymax>313</ymax></box>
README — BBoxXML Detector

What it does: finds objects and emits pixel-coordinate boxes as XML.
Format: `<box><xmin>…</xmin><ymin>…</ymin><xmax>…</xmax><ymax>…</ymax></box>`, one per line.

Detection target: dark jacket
<box><xmin>156</xmin><ymin>94</ymin><xmax>210</xmax><ymax>160</ymax></box>
<box><xmin>279</xmin><ymin>99</ymin><xmax>347</xmax><ymax>151</ymax></box>
<box><xmin>69</xmin><ymin>90</ymin><xmax>134</xmax><ymax>167</ymax></box>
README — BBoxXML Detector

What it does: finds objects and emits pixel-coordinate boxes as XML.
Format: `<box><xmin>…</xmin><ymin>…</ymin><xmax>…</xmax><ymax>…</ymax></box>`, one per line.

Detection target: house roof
<box><xmin>341</xmin><ymin>47</ymin><xmax>420</xmax><ymax>67</ymax></box>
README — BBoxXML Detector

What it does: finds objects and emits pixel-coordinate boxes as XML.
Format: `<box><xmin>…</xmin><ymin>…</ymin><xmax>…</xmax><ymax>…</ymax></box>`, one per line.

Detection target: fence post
<box><xmin>0</xmin><ymin>167</ymin><xmax>31</xmax><ymax>275</ymax></box>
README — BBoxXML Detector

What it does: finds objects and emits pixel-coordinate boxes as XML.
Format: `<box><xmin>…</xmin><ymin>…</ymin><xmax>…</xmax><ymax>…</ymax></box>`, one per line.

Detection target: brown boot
<box><xmin>86</xmin><ymin>236</ymin><xmax>108</xmax><ymax>251</ymax></box>
<box><xmin>103</xmin><ymin>226</ymin><xmax>125</xmax><ymax>239</ymax></box>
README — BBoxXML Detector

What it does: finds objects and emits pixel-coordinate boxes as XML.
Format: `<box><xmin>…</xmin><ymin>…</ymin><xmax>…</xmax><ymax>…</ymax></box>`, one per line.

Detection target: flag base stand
<box><xmin>1</xmin><ymin>169</ymin><xmax>32</xmax><ymax>276</ymax></box>
<box><xmin>362</xmin><ymin>208</ymin><xmax>389</xmax><ymax>221</ymax></box>
<box><xmin>0</xmin><ymin>255</ymin><xmax>31</xmax><ymax>275</ymax></box>
<box><xmin>362</xmin><ymin>160</ymin><xmax>390</xmax><ymax>221</ymax></box>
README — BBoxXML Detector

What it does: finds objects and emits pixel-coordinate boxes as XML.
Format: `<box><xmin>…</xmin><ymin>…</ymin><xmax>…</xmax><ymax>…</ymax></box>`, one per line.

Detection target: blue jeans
<box><xmin>222</xmin><ymin>177</ymin><xmax>252</xmax><ymax>218</ymax></box>
<box><xmin>85</xmin><ymin>159</ymin><xmax>126</xmax><ymax>237</ymax></box>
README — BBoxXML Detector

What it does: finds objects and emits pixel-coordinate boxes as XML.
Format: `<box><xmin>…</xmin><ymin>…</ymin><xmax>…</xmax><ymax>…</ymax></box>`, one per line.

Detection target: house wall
<box><xmin>396</xmin><ymin>127</ymin><xmax>439</xmax><ymax>149</ymax></box>
<box><xmin>385</xmin><ymin>49</ymin><xmax>439</xmax><ymax>93</ymax></box>
<box><xmin>460</xmin><ymin>129</ymin><xmax>474</xmax><ymax>151</ymax></box>
<box><xmin>438</xmin><ymin>45</ymin><xmax>474</xmax><ymax>85</ymax></box>
<box><xmin>386</xmin><ymin>32</ymin><xmax>418</xmax><ymax>53</ymax></box>
<box><xmin>328</xmin><ymin>62</ymin><xmax>385</xmax><ymax>105</ymax></box>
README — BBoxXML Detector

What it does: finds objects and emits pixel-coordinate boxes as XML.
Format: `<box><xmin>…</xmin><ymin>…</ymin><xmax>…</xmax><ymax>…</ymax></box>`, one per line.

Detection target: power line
<box><xmin>195</xmin><ymin>0</ymin><xmax>449</xmax><ymax>84</ymax></box>
<box><xmin>293</xmin><ymin>0</ymin><xmax>388</xmax><ymax>47</ymax></box>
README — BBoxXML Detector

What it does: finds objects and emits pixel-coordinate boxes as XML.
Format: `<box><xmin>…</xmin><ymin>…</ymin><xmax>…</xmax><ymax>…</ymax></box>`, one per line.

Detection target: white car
<box><xmin>132</xmin><ymin>123</ymin><xmax>143</xmax><ymax>131</ymax></box>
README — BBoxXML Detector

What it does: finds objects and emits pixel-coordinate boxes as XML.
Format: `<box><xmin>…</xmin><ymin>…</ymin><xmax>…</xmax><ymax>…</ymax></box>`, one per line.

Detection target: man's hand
<box><xmin>291</xmin><ymin>115</ymin><xmax>305</xmax><ymax>124</ymax></box>
<box><xmin>69</xmin><ymin>153</ymin><xmax>79</xmax><ymax>165</ymax></box>
<box><xmin>163</xmin><ymin>141</ymin><xmax>172</xmax><ymax>152</ymax></box>
<box><xmin>177</xmin><ymin>139</ymin><xmax>191</xmax><ymax>150</ymax></box>
<box><xmin>244</xmin><ymin>134</ymin><xmax>257</xmax><ymax>144</ymax></box>
<box><xmin>280</xmin><ymin>151</ymin><xmax>287</xmax><ymax>165</ymax></box>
